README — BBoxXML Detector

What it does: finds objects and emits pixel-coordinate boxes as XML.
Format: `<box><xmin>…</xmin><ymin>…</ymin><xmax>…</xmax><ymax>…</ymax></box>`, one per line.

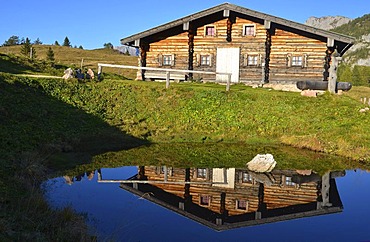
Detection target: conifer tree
<box><xmin>21</xmin><ymin>37</ymin><xmax>32</xmax><ymax>57</ymax></box>
<box><xmin>54</xmin><ymin>40</ymin><xmax>60</xmax><ymax>46</ymax></box>
<box><xmin>46</xmin><ymin>47</ymin><xmax>55</xmax><ymax>66</ymax></box>
<box><xmin>33</xmin><ymin>38</ymin><xmax>42</xmax><ymax>45</ymax></box>
<box><xmin>63</xmin><ymin>36</ymin><xmax>71</xmax><ymax>47</ymax></box>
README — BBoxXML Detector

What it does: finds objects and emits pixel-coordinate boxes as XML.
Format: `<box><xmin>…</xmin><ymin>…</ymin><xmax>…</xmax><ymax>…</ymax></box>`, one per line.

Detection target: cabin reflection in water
<box><xmin>98</xmin><ymin>167</ymin><xmax>344</xmax><ymax>231</ymax></box>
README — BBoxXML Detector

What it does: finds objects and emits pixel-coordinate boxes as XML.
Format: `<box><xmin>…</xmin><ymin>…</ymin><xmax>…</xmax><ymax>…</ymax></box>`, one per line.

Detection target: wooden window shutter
<box><xmin>196</xmin><ymin>54</ymin><xmax>200</xmax><ymax>67</ymax></box>
<box><xmin>287</xmin><ymin>54</ymin><xmax>292</xmax><ymax>67</ymax></box>
<box><xmin>238</xmin><ymin>172</ymin><xmax>242</xmax><ymax>183</ymax></box>
<box><xmin>158</xmin><ymin>54</ymin><xmax>163</xmax><ymax>66</ymax></box>
<box><xmin>244</xmin><ymin>53</ymin><xmax>248</xmax><ymax>66</ymax></box>
<box><xmin>258</xmin><ymin>54</ymin><xmax>263</xmax><ymax>67</ymax></box>
<box><xmin>209</xmin><ymin>54</ymin><xmax>213</xmax><ymax>67</ymax></box>
<box><xmin>302</xmin><ymin>54</ymin><xmax>308</xmax><ymax>68</ymax></box>
<box><xmin>171</xmin><ymin>54</ymin><xmax>175</xmax><ymax>66</ymax></box>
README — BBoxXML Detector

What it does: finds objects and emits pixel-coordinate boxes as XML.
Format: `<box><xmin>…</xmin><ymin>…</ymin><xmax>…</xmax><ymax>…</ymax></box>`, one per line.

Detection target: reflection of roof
<box><xmin>120</xmin><ymin>3</ymin><xmax>354</xmax><ymax>53</ymax></box>
<box><xmin>117</xmin><ymin>168</ymin><xmax>344</xmax><ymax>231</ymax></box>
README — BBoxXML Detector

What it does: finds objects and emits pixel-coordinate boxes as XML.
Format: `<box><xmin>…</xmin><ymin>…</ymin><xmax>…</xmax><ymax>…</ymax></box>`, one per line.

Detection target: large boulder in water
<box><xmin>247</xmin><ymin>154</ymin><xmax>276</xmax><ymax>173</ymax></box>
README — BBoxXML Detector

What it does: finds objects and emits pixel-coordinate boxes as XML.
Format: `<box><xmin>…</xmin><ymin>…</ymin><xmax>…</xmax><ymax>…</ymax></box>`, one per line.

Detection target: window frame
<box><xmin>200</xmin><ymin>54</ymin><xmax>211</xmax><ymax>66</ymax></box>
<box><xmin>243</xmin><ymin>24</ymin><xmax>256</xmax><ymax>37</ymax></box>
<box><xmin>199</xmin><ymin>195</ymin><xmax>211</xmax><ymax>206</ymax></box>
<box><xmin>241</xmin><ymin>172</ymin><xmax>253</xmax><ymax>183</ymax></box>
<box><xmin>291</xmin><ymin>55</ymin><xmax>303</xmax><ymax>67</ymax></box>
<box><xmin>162</xmin><ymin>54</ymin><xmax>173</xmax><ymax>66</ymax></box>
<box><xmin>287</xmin><ymin>53</ymin><xmax>308</xmax><ymax>68</ymax></box>
<box><xmin>236</xmin><ymin>199</ymin><xmax>249</xmax><ymax>211</ymax></box>
<box><xmin>244</xmin><ymin>53</ymin><xmax>262</xmax><ymax>67</ymax></box>
<box><xmin>246</xmin><ymin>54</ymin><xmax>259</xmax><ymax>66</ymax></box>
<box><xmin>204</xmin><ymin>25</ymin><xmax>216</xmax><ymax>37</ymax></box>
<box><xmin>285</xmin><ymin>176</ymin><xmax>296</xmax><ymax>186</ymax></box>
<box><xmin>196</xmin><ymin>168</ymin><xmax>207</xmax><ymax>179</ymax></box>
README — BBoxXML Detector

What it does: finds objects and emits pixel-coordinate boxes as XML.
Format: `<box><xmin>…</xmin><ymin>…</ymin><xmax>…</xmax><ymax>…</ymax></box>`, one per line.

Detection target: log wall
<box><xmin>144</xmin><ymin>16</ymin><xmax>328</xmax><ymax>83</ymax></box>
<box><xmin>270</xmin><ymin>28</ymin><xmax>327</xmax><ymax>82</ymax></box>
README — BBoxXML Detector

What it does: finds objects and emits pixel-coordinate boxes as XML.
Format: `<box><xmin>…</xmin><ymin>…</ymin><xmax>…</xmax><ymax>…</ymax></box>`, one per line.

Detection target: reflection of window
<box><xmin>200</xmin><ymin>195</ymin><xmax>211</xmax><ymax>206</ymax></box>
<box><xmin>200</xmin><ymin>55</ymin><xmax>211</xmax><ymax>66</ymax></box>
<box><xmin>160</xmin><ymin>166</ymin><xmax>166</xmax><ymax>174</ymax></box>
<box><xmin>205</xmin><ymin>25</ymin><xmax>216</xmax><ymax>36</ymax></box>
<box><xmin>292</xmin><ymin>56</ymin><xmax>303</xmax><ymax>66</ymax></box>
<box><xmin>242</xmin><ymin>172</ymin><xmax>253</xmax><ymax>183</ymax></box>
<box><xmin>285</xmin><ymin>176</ymin><xmax>295</xmax><ymax>186</ymax></box>
<box><xmin>163</xmin><ymin>55</ymin><xmax>173</xmax><ymax>66</ymax></box>
<box><xmin>197</xmin><ymin>168</ymin><xmax>207</xmax><ymax>178</ymax></box>
<box><xmin>236</xmin><ymin>200</ymin><xmax>248</xmax><ymax>210</ymax></box>
<box><xmin>243</xmin><ymin>24</ymin><xmax>255</xmax><ymax>36</ymax></box>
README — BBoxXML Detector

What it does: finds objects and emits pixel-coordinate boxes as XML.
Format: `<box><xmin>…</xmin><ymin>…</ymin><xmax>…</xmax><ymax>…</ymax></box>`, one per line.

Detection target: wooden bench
<box><xmin>144</xmin><ymin>71</ymin><xmax>186</xmax><ymax>81</ymax></box>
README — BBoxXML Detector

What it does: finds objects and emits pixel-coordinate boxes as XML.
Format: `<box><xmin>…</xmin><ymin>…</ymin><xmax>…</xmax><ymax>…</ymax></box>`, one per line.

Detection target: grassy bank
<box><xmin>26</xmin><ymin>77</ymin><xmax>369</xmax><ymax>162</ymax></box>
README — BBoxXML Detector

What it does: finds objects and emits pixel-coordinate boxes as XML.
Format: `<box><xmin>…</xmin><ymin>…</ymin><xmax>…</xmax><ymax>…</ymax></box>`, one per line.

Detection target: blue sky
<box><xmin>1</xmin><ymin>0</ymin><xmax>369</xmax><ymax>49</ymax></box>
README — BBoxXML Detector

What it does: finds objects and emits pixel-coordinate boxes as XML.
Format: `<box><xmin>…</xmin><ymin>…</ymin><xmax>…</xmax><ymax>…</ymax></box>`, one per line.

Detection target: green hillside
<box><xmin>331</xmin><ymin>14</ymin><xmax>370</xmax><ymax>39</ymax></box>
<box><xmin>328</xmin><ymin>14</ymin><xmax>370</xmax><ymax>86</ymax></box>
<box><xmin>0</xmin><ymin>45</ymin><xmax>138</xmax><ymax>79</ymax></box>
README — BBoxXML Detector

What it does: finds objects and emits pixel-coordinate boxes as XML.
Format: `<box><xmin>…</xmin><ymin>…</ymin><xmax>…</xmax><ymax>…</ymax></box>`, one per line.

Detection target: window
<box><xmin>292</xmin><ymin>56</ymin><xmax>303</xmax><ymax>66</ymax></box>
<box><xmin>243</xmin><ymin>24</ymin><xmax>255</xmax><ymax>36</ymax></box>
<box><xmin>241</xmin><ymin>172</ymin><xmax>253</xmax><ymax>183</ymax></box>
<box><xmin>197</xmin><ymin>168</ymin><xmax>207</xmax><ymax>179</ymax></box>
<box><xmin>205</xmin><ymin>25</ymin><xmax>216</xmax><ymax>36</ymax></box>
<box><xmin>287</xmin><ymin>54</ymin><xmax>307</xmax><ymax>68</ymax></box>
<box><xmin>163</xmin><ymin>55</ymin><xmax>173</xmax><ymax>66</ymax></box>
<box><xmin>200</xmin><ymin>195</ymin><xmax>211</xmax><ymax>206</ymax></box>
<box><xmin>236</xmin><ymin>200</ymin><xmax>248</xmax><ymax>210</ymax></box>
<box><xmin>247</xmin><ymin>55</ymin><xmax>258</xmax><ymax>66</ymax></box>
<box><xmin>200</xmin><ymin>55</ymin><xmax>211</xmax><ymax>66</ymax></box>
<box><xmin>244</xmin><ymin>54</ymin><xmax>262</xmax><ymax>67</ymax></box>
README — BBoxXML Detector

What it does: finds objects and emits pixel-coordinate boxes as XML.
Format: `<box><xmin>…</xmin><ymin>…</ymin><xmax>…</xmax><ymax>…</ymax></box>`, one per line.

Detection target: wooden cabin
<box><xmin>117</xmin><ymin>166</ymin><xmax>344</xmax><ymax>230</ymax></box>
<box><xmin>120</xmin><ymin>3</ymin><xmax>355</xmax><ymax>84</ymax></box>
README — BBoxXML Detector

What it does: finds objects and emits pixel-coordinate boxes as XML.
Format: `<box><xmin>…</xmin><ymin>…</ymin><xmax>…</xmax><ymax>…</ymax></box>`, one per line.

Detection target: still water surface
<box><xmin>43</xmin><ymin>165</ymin><xmax>370</xmax><ymax>242</ymax></box>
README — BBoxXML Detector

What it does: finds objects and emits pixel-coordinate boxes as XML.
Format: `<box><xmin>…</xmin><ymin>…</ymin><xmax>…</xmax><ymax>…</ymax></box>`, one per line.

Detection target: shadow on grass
<box><xmin>0</xmin><ymin>73</ymin><xmax>151</xmax><ymax>241</ymax></box>
<box><xmin>0</xmin><ymin>74</ymin><xmax>149</xmax><ymax>172</ymax></box>
<box><xmin>0</xmin><ymin>53</ymin><xmax>34</xmax><ymax>74</ymax></box>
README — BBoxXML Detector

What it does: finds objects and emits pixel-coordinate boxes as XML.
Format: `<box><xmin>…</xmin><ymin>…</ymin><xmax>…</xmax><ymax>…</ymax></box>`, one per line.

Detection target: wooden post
<box><xmin>226</xmin><ymin>74</ymin><xmax>231</xmax><ymax>91</ymax></box>
<box><xmin>226</xmin><ymin>18</ymin><xmax>232</xmax><ymax>42</ymax></box>
<box><xmin>81</xmin><ymin>58</ymin><xmax>84</xmax><ymax>70</ymax></box>
<box><xmin>324</xmin><ymin>48</ymin><xmax>334</xmax><ymax>81</ymax></box>
<box><xmin>97</xmin><ymin>65</ymin><xmax>103</xmax><ymax>81</ymax></box>
<box><xmin>328</xmin><ymin>56</ymin><xmax>341</xmax><ymax>94</ymax></box>
<box><xmin>166</xmin><ymin>71</ymin><xmax>170</xmax><ymax>89</ymax></box>
<box><xmin>139</xmin><ymin>43</ymin><xmax>148</xmax><ymax>81</ymax></box>
<box><xmin>318</xmin><ymin>172</ymin><xmax>332</xmax><ymax>208</ymax></box>
<box><xmin>188</xmin><ymin>27</ymin><xmax>194</xmax><ymax>80</ymax></box>
<box><xmin>163</xmin><ymin>166</ymin><xmax>168</xmax><ymax>182</ymax></box>
<box><xmin>264</xmin><ymin>29</ymin><xmax>271</xmax><ymax>83</ymax></box>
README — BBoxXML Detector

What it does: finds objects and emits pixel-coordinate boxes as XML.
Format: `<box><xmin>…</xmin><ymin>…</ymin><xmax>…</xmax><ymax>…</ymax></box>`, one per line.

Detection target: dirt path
<box><xmin>16</xmin><ymin>74</ymin><xmax>62</xmax><ymax>79</ymax></box>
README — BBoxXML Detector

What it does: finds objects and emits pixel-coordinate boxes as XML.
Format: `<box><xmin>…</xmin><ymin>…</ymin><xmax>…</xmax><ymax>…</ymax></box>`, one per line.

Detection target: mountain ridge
<box><xmin>305</xmin><ymin>14</ymin><xmax>370</xmax><ymax>66</ymax></box>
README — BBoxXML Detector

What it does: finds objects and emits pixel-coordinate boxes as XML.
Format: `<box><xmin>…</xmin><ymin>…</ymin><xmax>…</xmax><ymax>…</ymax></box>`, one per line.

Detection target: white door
<box><xmin>212</xmin><ymin>168</ymin><xmax>235</xmax><ymax>189</ymax></box>
<box><xmin>216</xmin><ymin>47</ymin><xmax>240</xmax><ymax>83</ymax></box>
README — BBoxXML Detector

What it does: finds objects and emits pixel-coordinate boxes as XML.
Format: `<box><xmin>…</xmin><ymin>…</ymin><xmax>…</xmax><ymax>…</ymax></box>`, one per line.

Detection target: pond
<box><xmin>43</xmin><ymin>145</ymin><xmax>370</xmax><ymax>242</ymax></box>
